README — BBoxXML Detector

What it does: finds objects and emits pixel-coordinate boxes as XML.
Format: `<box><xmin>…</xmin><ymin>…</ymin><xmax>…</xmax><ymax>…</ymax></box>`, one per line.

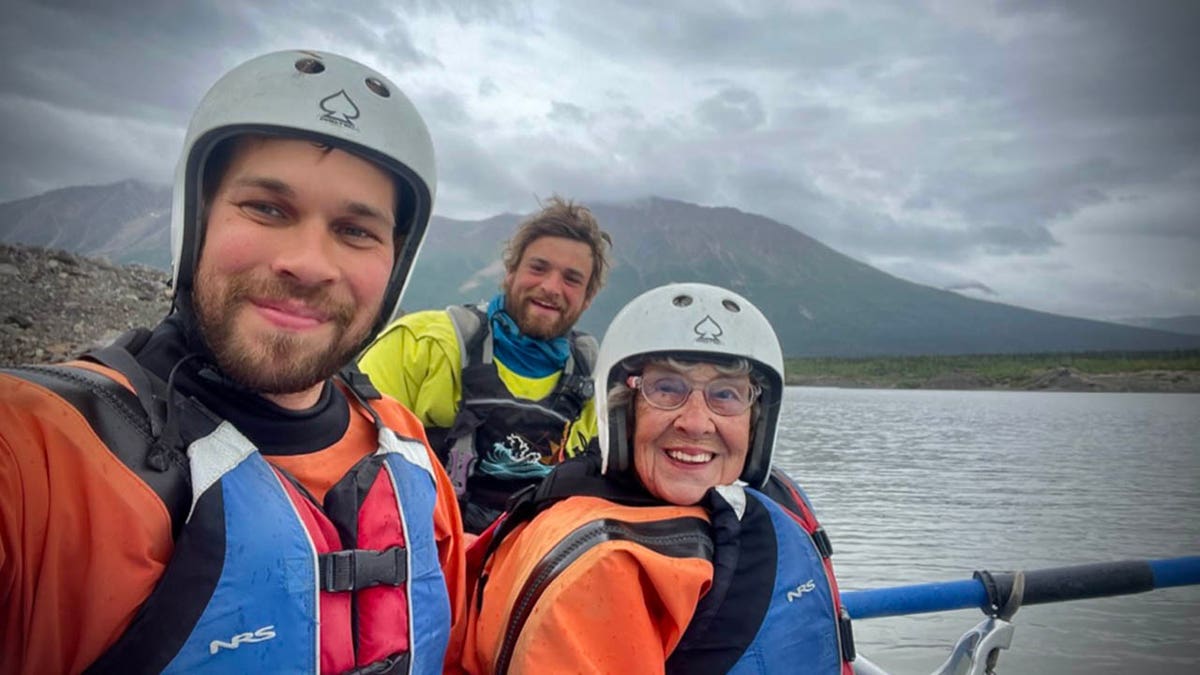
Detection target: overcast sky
<box><xmin>2</xmin><ymin>1</ymin><xmax>1197</xmax><ymax>321</ymax></box>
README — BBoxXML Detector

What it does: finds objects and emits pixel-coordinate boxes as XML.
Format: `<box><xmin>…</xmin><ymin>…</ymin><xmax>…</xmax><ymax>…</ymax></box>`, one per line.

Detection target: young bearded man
<box><xmin>0</xmin><ymin>50</ymin><xmax>466</xmax><ymax>675</ymax></box>
<box><xmin>359</xmin><ymin>199</ymin><xmax>612</xmax><ymax>534</ymax></box>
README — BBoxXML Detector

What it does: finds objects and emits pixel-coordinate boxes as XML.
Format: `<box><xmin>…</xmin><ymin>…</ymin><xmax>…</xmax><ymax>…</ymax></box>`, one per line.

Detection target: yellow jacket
<box><xmin>358</xmin><ymin>309</ymin><xmax>597</xmax><ymax>456</ymax></box>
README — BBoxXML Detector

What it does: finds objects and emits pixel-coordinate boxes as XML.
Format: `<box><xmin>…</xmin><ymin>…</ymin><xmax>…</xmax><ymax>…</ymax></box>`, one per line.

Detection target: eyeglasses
<box><xmin>628</xmin><ymin>373</ymin><xmax>760</xmax><ymax>416</ymax></box>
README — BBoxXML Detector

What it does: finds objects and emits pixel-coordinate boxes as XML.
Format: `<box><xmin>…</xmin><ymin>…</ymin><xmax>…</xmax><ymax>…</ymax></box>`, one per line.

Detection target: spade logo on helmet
<box><xmin>693</xmin><ymin>316</ymin><xmax>723</xmax><ymax>344</ymax></box>
<box><xmin>319</xmin><ymin>90</ymin><xmax>360</xmax><ymax>129</ymax></box>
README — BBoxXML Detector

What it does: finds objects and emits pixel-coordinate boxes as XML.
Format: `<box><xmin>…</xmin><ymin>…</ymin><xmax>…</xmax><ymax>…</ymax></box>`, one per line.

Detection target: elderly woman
<box><xmin>459</xmin><ymin>283</ymin><xmax>855</xmax><ymax>674</ymax></box>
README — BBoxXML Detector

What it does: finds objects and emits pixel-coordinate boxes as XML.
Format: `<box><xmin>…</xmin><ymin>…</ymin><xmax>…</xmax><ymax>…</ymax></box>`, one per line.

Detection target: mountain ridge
<box><xmin>3</xmin><ymin>182</ymin><xmax>1198</xmax><ymax>357</ymax></box>
<box><xmin>0</xmin><ymin>179</ymin><xmax>171</xmax><ymax>268</ymax></box>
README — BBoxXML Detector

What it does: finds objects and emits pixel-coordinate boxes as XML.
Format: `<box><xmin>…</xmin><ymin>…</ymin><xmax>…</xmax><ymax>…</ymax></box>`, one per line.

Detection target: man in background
<box><xmin>359</xmin><ymin>197</ymin><xmax>612</xmax><ymax>533</ymax></box>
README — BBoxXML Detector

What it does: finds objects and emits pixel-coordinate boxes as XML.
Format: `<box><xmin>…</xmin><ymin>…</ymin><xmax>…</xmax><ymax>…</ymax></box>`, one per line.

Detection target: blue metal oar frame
<box><xmin>841</xmin><ymin>556</ymin><xmax>1200</xmax><ymax>620</ymax></box>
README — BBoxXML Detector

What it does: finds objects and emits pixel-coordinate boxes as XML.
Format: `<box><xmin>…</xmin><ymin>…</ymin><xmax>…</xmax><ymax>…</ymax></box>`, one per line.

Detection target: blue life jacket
<box><xmin>692</xmin><ymin>485</ymin><xmax>847</xmax><ymax>673</ymax></box>
<box><xmin>100</xmin><ymin>423</ymin><xmax>450</xmax><ymax>674</ymax></box>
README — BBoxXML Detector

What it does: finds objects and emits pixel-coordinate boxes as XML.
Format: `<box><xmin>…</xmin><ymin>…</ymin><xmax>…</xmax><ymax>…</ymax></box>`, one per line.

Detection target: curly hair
<box><xmin>502</xmin><ymin>195</ymin><xmax>613</xmax><ymax>300</ymax></box>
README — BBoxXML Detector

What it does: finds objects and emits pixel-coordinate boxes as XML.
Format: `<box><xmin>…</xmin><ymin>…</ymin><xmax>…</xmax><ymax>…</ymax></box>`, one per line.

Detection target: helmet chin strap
<box><xmin>165</xmin><ymin>283</ymin><xmax>260</xmax><ymax>396</ymax></box>
<box><xmin>744</xmin><ymin>405</ymin><xmax>770</xmax><ymax>488</ymax></box>
<box><xmin>604</xmin><ymin>404</ymin><xmax>632</xmax><ymax>478</ymax></box>
<box><xmin>171</xmin><ymin>287</ymin><xmax>213</xmax><ymax>359</ymax></box>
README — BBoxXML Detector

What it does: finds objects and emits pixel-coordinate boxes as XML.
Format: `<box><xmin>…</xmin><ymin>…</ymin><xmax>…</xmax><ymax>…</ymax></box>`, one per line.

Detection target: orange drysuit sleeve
<box><xmin>0</xmin><ymin>370</ymin><xmax>175</xmax><ymax>675</ymax></box>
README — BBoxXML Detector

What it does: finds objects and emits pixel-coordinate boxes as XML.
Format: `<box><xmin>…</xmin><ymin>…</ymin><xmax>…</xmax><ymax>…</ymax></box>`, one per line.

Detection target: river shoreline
<box><xmin>786</xmin><ymin>367</ymin><xmax>1200</xmax><ymax>393</ymax></box>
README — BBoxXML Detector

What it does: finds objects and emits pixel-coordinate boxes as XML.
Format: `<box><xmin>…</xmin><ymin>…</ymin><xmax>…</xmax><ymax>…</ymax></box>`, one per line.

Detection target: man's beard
<box><xmin>504</xmin><ymin>289</ymin><xmax>581</xmax><ymax>340</ymax></box>
<box><xmin>193</xmin><ymin>270</ymin><xmax>372</xmax><ymax>395</ymax></box>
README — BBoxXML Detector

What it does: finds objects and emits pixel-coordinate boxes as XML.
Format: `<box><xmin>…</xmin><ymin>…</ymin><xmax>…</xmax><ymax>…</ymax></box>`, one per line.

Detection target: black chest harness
<box><xmin>427</xmin><ymin>304</ymin><xmax>597</xmax><ymax>522</ymax></box>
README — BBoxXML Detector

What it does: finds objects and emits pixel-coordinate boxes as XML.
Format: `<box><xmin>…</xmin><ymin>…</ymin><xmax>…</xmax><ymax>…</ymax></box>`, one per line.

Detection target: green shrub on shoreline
<box><xmin>784</xmin><ymin>350</ymin><xmax>1200</xmax><ymax>390</ymax></box>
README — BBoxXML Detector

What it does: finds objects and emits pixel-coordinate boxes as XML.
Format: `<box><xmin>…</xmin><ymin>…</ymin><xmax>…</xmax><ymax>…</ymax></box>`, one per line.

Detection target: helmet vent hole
<box><xmin>672</xmin><ymin>294</ymin><xmax>693</xmax><ymax>307</ymax></box>
<box><xmin>294</xmin><ymin>58</ymin><xmax>326</xmax><ymax>74</ymax></box>
<box><xmin>722</xmin><ymin>299</ymin><xmax>741</xmax><ymax>312</ymax></box>
<box><xmin>365</xmin><ymin>77</ymin><xmax>391</xmax><ymax>98</ymax></box>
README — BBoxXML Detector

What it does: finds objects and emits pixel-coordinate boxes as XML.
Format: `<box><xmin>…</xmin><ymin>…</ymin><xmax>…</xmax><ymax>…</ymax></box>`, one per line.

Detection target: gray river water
<box><xmin>774</xmin><ymin>387</ymin><xmax>1200</xmax><ymax>674</ymax></box>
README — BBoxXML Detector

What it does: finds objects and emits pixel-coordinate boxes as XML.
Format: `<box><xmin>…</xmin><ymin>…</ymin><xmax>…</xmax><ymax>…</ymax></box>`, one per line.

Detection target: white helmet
<box><xmin>596</xmin><ymin>282</ymin><xmax>785</xmax><ymax>489</ymax></box>
<box><xmin>170</xmin><ymin>49</ymin><xmax>436</xmax><ymax>333</ymax></box>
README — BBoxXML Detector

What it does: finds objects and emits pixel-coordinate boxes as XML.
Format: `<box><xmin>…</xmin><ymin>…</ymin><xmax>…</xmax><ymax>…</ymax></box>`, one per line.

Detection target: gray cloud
<box><xmin>406</xmin><ymin>0</ymin><xmax>530</xmax><ymax>25</ymax></box>
<box><xmin>2</xmin><ymin>1</ymin><xmax>430</xmax><ymax>105</ymax></box>
<box><xmin>478</xmin><ymin>77</ymin><xmax>500</xmax><ymax>96</ymax></box>
<box><xmin>2</xmin><ymin>2</ymin><xmax>257</xmax><ymax>120</ymax></box>
<box><xmin>0</xmin><ymin>95</ymin><xmax>179</xmax><ymax>200</ymax></box>
<box><xmin>694</xmin><ymin>86</ymin><xmax>766</xmax><ymax>133</ymax></box>
<box><xmin>548</xmin><ymin>101</ymin><xmax>589</xmax><ymax>125</ymax></box>
<box><xmin>0</xmin><ymin>0</ymin><xmax>436</xmax><ymax>202</ymax></box>
<box><xmin>1</xmin><ymin>0</ymin><xmax>1197</xmax><ymax>320</ymax></box>
<box><xmin>555</xmin><ymin>2</ymin><xmax>906</xmax><ymax>72</ymax></box>
<box><xmin>557</xmin><ymin>2</ymin><xmax>1200</xmax><ymax>259</ymax></box>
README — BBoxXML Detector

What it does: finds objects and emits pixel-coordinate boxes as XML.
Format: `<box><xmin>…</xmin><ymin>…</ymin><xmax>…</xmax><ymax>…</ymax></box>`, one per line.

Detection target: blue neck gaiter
<box><xmin>486</xmin><ymin>293</ymin><xmax>571</xmax><ymax>378</ymax></box>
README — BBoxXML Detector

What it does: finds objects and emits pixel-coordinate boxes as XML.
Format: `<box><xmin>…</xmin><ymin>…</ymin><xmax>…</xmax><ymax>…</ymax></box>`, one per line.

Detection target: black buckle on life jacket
<box><xmin>563</xmin><ymin>372</ymin><xmax>594</xmax><ymax>401</ymax></box>
<box><xmin>839</xmin><ymin>606</ymin><xmax>857</xmax><ymax>662</ymax></box>
<box><xmin>339</xmin><ymin>364</ymin><xmax>382</xmax><ymax>400</ymax></box>
<box><xmin>318</xmin><ymin>546</ymin><xmax>408</xmax><ymax>592</ymax></box>
<box><xmin>344</xmin><ymin>651</ymin><xmax>410</xmax><ymax>675</ymax></box>
<box><xmin>812</xmin><ymin>526</ymin><xmax>833</xmax><ymax>559</ymax></box>
<box><xmin>546</xmin><ymin>372</ymin><xmax>593</xmax><ymax>422</ymax></box>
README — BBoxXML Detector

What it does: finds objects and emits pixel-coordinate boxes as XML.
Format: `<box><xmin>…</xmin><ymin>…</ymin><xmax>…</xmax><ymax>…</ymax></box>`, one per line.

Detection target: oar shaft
<box><xmin>841</xmin><ymin>579</ymin><xmax>985</xmax><ymax>619</ymax></box>
<box><xmin>1151</xmin><ymin>556</ymin><xmax>1200</xmax><ymax>588</ymax></box>
<box><xmin>841</xmin><ymin>556</ymin><xmax>1200</xmax><ymax>620</ymax></box>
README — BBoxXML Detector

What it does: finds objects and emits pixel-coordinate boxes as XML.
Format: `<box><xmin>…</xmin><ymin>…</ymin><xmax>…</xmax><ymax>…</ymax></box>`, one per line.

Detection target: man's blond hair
<box><xmin>502</xmin><ymin>196</ymin><xmax>613</xmax><ymax>300</ymax></box>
